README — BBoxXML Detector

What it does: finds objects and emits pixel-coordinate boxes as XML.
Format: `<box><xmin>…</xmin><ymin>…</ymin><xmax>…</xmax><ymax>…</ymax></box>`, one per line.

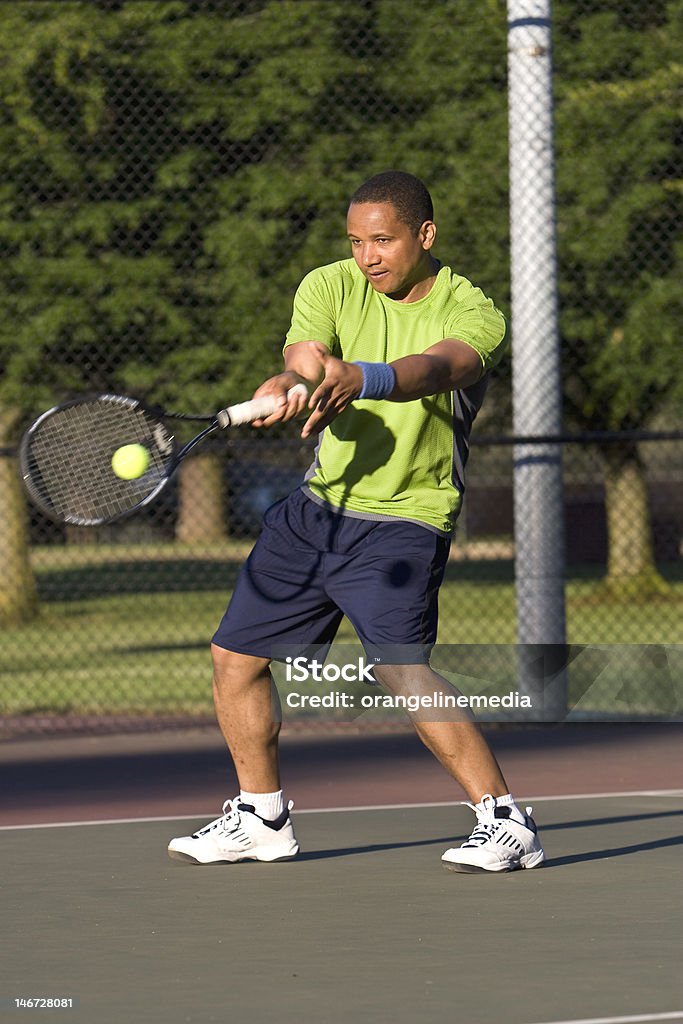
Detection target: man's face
<box><xmin>346</xmin><ymin>201</ymin><xmax>436</xmax><ymax>299</ymax></box>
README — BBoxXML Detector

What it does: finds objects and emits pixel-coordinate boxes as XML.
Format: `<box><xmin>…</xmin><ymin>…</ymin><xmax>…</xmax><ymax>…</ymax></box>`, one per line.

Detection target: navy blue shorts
<box><xmin>212</xmin><ymin>489</ymin><xmax>450</xmax><ymax>663</ymax></box>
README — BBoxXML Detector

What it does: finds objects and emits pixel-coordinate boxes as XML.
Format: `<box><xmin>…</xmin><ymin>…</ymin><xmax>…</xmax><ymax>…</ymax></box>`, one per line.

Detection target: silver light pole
<box><xmin>507</xmin><ymin>0</ymin><xmax>567</xmax><ymax>718</ymax></box>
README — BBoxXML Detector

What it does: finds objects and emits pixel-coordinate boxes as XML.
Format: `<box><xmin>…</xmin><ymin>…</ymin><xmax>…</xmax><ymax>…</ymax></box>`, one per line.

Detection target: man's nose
<box><xmin>362</xmin><ymin>245</ymin><xmax>380</xmax><ymax>266</ymax></box>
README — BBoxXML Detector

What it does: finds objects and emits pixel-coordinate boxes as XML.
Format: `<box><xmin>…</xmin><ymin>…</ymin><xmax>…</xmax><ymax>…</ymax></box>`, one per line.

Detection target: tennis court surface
<box><xmin>2</xmin><ymin>726</ymin><xmax>682</xmax><ymax>1024</ymax></box>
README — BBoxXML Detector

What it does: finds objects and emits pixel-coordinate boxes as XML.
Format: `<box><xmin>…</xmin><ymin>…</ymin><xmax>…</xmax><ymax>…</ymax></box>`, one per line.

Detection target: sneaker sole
<box><xmin>441</xmin><ymin>849</ymin><xmax>546</xmax><ymax>874</ymax></box>
<box><xmin>167</xmin><ymin>848</ymin><xmax>299</xmax><ymax>865</ymax></box>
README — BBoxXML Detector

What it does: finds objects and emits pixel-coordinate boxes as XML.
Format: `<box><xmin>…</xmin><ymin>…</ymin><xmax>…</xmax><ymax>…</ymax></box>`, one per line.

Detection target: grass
<box><xmin>0</xmin><ymin>545</ymin><xmax>681</xmax><ymax>724</ymax></box>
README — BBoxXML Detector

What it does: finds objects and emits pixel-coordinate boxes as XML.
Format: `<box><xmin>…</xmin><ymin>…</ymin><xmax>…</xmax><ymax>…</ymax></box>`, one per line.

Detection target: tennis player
<box><xmin>169</xmin><ymin>171</ymin><xmax>545</xmax><ymax>873</ymax></box>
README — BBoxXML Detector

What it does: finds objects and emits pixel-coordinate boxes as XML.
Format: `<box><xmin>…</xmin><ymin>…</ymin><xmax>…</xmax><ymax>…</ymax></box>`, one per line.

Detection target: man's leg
<box><xmin>166</xmin><ymin>646</ymin><xmax>297</xmax><ymax>864</ymax></box>
<box><xmin>210</xmin><ymin>643</ymin><xmax>281</xmax><ymax>792</ymax></box>
<box><xmin>168</xmin><ymin>489</ymin><xmax>346</xmax><ymax>864</ymax></box>
<box><xmin>372</xmin><ymin>662</ymin><xmax>545</xmax><ymax>872</ymax></box>
<box><xmin>371</xmin><ymin>663</ymin><xmax>508</xmax><ymax>802</ymax></box>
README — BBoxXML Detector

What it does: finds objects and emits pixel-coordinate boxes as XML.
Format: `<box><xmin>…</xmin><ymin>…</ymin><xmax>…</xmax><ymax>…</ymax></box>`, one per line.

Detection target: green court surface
<box><xmin>3</xmin><ymin>793</ymin><xmax>682</xmax><ymax>1024</ymax></box>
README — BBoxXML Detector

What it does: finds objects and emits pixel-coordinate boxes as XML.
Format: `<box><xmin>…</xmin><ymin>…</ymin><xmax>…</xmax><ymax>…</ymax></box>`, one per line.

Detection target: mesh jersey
<box><xmin>284</xmin><ymin>258</ymin><xmax>507</xmax><ymax>535</ymax></box>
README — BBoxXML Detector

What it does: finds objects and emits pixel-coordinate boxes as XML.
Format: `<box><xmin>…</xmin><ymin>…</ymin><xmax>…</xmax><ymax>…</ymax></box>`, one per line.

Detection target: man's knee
<box><xmin>211</xmin><ymin>643</ymin><xmax>271</xmax><ymax>692</ymax></box>
<box><xmin>372</xmin><ymin>662</ymin><xmax>434</xmax><ymax>691</ymax></box>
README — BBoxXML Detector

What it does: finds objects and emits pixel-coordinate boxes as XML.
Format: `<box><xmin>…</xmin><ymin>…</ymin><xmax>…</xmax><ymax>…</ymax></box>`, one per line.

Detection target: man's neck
<box><xmin>388</xmin><ymin>256</ymin><xmax>441</xmax><ymax>303</ymax></box>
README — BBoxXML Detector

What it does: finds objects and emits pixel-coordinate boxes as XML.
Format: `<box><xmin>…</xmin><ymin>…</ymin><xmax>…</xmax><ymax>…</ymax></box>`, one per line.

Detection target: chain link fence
<box><xmin>0</xmin><ymin>0</ymin><xmax>681</xmax><ymax>736</ymax></box>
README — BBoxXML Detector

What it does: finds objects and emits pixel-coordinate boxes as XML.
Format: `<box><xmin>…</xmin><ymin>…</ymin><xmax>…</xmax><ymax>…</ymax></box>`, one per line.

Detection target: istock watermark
<box><xmin>270</xmin><ymin>643</ymin><xmax>683</xmax><ymax>725</ymax></box>
<box><xmin>272</xmin><ymin>645</ymin><xmax>539</xmax><ymax>723</ymax></box>
<box><xmin>285</xmin><ymin>656</ymin><xmax>377</xmax><ymax>684</ymax></box>
<box><xmin>285</xmin><ymin>689</ymin><xmax>534</xmax><ymax>712</ymax></box>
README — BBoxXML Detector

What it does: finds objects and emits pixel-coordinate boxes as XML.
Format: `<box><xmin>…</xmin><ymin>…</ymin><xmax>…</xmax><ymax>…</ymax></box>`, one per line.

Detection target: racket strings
<box><xmin>23</xmin><ymin>399</ymin><xmax>172</xmax><ymax>525</ymax></box>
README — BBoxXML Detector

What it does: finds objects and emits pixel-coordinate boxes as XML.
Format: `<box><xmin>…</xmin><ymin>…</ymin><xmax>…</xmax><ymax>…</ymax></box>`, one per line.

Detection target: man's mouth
<box><xmin>369</xmin><ymin>270</ymin><xmax>389</xmax><ymax>280</ymax></box>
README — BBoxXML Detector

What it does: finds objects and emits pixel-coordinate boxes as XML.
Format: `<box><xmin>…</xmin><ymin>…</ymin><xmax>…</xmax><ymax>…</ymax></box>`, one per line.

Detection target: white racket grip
<box><xmin>216</xmin><ymin>383</ymin><xmax>308</xmax><ymax>428</ymax></box>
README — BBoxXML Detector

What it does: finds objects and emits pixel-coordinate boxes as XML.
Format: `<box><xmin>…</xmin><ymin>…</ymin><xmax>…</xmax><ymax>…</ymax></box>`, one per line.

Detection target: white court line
<box><xmin>297</xmin><ymin>789</ymin><xmax>683</xmax><ymax>814</ymax></box>
<box><xmin>0</xmin><ymin>788</ymin><xmax>681</xmax><ymax>831</ymax></box>
<box><xmin>528</xmin><ymin>1011</ymin><xmax>683</xmax><ymax>1024</ymax></box>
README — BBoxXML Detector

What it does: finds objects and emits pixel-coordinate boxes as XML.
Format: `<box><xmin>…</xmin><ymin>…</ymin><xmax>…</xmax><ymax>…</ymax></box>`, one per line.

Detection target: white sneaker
<box><xmin>167</xmin><ymin>798</ymin><xmax>299</xmax><ymax>864</ymax></box>
<box><xmin>442</xmin><ymin>794</ymin><xmax>545</xmax><ymax>873</ymax></box>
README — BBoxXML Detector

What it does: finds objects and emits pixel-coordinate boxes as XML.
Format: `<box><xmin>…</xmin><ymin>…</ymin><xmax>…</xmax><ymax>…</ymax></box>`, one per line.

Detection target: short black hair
<box><xmin>349</xmin><ymin>171</ymin><xmax>434</xmax><ymax>233</ymax></box>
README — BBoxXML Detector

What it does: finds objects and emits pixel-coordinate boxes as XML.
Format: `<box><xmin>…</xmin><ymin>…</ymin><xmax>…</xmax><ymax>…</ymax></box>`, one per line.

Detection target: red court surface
<box><xmin>2</xmin><ymin>722</ymin><xmax>681</xmax><ymax>826</ymax></box>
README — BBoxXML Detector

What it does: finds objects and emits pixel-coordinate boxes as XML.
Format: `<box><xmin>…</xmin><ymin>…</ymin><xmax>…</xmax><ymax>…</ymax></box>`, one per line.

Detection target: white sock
<box><xmin>239</xmin><ymin>789</ymin><xmax>285</xmax><ymax>821</ymax></box>
<box><xmin>493</xmin><ymin>792</ymin><xmax>525</xmax><ymax>823</ymax></box>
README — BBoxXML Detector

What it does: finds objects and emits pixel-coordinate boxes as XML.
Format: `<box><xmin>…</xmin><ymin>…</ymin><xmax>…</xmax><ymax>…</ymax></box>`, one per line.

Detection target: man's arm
<box><xmin>299</xmin><ymin>338</ymin><xmax>483</xmax><ymax>438</ymax></box>
<box><xmin>248</xmin><ymin>340</ymin><xmax>329</xmax><ymax>428</ymax></box>
<box><xmin>388</xmin><ymin>338</ymin><xmax>483</xmax><ymax>397</ymax></box>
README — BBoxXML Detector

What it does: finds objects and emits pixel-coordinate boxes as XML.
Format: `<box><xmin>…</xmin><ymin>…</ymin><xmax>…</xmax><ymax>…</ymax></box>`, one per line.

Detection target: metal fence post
<box><xmin>507</xmin><ymin>0</ymin><xmax>567</xmax><ymax>718</ymax></box>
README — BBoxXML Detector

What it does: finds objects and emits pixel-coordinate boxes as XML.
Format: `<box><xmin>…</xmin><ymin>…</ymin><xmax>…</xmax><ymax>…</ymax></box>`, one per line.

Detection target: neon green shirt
<box><xmin>284</xmin><ymin>258</ymin><xmax>507</xmax><ymax>535</ymax></box>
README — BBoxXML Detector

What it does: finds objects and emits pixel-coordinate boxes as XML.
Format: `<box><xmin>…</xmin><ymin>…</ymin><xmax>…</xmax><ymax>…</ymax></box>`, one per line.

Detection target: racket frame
<box><xmin>19</xmin><ymin>385</ymin><xmax>307</xmax><ymax>527</ymax></box>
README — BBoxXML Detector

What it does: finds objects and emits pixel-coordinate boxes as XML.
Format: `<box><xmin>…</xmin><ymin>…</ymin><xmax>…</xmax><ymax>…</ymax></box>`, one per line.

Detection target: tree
<box><xmin>0</xmin><ymin>0</ymin><xmax>510</xmax><ymax>574</ymax></box>
<box><xmin>554</xmin><ymin>0</ymin><xmax>683</xmax><ymax>592</ymax></box>
<box><xmin>0</xmin><ymin>0</ymin><xmax>680</xmax><ymax>617</ymax></box>
<box><xmin>0</xmin><ymin>1</ymin><xmax>186</xmax><ymax>618</ymax></box>
<box><xmin>0</xmin><ymin>409</ymin><xmax>38</xmax><ymax>622</ymax></box>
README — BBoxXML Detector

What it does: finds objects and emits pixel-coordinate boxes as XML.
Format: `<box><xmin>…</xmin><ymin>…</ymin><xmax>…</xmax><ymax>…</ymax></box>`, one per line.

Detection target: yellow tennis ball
<box><xmin>111</xmin><ymin>443</ymin><xmax>150</xmax><ymax>480</ymax></box>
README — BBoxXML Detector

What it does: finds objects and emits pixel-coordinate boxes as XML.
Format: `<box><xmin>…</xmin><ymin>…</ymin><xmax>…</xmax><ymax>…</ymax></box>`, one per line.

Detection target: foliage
<box><xmin>0</xmin><ymin>0</ymin><xmax>509</xmax><ymax>428</ymax></box>
<box><xmin>554</xmin><ymin>0</ymin><xmax>683</xmax><ymax>429</ymax></box>
<box><xmin>0</xmin><ymin>0</ymin><xmax>680</xmax><ymax>435</ymax></box>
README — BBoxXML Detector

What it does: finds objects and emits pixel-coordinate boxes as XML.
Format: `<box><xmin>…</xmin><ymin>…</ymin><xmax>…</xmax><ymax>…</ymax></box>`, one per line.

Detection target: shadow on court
<box><xmin>544</xmin><ymin>831</ymin><xmax>683</xmax><ymax>868</ymax></box>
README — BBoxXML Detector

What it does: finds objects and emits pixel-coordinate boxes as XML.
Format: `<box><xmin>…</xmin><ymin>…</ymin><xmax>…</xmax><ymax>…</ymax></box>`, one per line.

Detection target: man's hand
<box><xmin>250</xmin><ymin>371</ymin><xmax>310</xmax><ymax>428</ymax></box>
<box><xmin>283</xmin><ymin>340</ymin><xmax>330</xmax><ymax>385</ymax></box>
<box><xmin>302</xmin><ymin>350</ymin><xmax>364</xmax><ymax>439</ymax></box>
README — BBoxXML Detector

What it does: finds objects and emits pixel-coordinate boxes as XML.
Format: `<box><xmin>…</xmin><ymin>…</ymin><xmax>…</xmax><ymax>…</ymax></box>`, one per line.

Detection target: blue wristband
<box><xmin>354</xmin><ymin>361</ymin><xmax>396</xmax><ymax>400</ymax></box>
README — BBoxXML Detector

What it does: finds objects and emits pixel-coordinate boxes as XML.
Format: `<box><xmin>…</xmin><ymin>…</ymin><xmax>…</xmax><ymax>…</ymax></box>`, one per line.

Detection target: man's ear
<box><xmin>420</xmin><ymin>220</ymin><xmax>437</xmax><ymax>250</ymax></box>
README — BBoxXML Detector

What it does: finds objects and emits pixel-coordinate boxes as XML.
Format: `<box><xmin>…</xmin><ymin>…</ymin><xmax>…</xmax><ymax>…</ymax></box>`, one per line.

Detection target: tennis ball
<box><xmin>111</xmin><ymin>443</ymin><xmax>150</xmax><ymax>480</ymax></box>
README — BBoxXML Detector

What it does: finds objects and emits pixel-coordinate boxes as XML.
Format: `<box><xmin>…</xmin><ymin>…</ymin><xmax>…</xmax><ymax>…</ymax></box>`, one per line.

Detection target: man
<box><xmin>168</xmin><ymin>171</ymin><xmax>544</xmax><ymax>873</ymax></box>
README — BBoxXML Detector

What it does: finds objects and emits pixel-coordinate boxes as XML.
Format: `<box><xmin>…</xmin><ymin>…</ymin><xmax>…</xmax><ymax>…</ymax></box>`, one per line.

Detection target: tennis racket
<box><xmin>20</xmin><ymin>385</ymin><xmax>308</xmax><ymax>527</ymax></box>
